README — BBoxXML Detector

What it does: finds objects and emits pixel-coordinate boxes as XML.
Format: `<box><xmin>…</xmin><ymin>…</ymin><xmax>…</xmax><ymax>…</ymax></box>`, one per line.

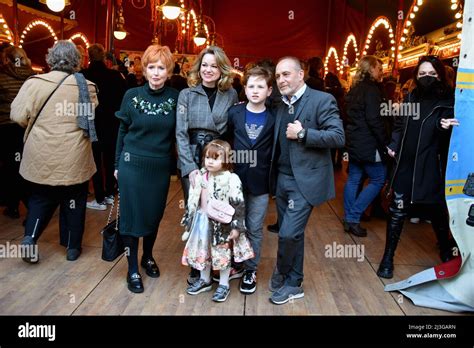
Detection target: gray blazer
<box><xmin>271</xmin><ymin>87</ymin><xmax>345</xmax><ymax>206</ymax></box>
<box><xmin>176</xmin><ymin>84</ymin><xmax>238</xmax><ymax>176</ymax></box>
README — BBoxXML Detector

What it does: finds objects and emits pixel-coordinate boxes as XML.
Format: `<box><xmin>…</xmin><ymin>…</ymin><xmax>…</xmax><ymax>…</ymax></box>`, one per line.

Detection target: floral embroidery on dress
<box><xmin>131</xmin><ymin>96</ymin><xmax>176</xmax><ymax>116</ymax></box>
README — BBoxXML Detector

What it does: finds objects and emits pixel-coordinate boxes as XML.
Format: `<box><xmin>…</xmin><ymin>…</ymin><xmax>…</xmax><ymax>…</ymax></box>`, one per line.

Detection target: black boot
<box><xmin>347</xmin><ymin>222</ymin><xmax>368</xmax><ymax>237</ymax></box>
<box><xmin>377</xmin><ymin>204</ymin><xmax>407</xmax><ymax>279</ymax></box>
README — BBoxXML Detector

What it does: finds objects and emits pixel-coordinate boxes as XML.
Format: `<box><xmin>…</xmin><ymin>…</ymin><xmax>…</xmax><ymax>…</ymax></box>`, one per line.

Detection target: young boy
<box><xmin>227</xmin><ymin>65</ymin><xmax>275</xmax><ymax>294</ymax></box>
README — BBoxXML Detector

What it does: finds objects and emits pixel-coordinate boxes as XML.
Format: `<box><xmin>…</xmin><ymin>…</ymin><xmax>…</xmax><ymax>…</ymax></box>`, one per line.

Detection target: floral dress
<box><xmin>181</xmin><ymin>169</ymin><xmax>253</xmax><ymax>270</ymax></box>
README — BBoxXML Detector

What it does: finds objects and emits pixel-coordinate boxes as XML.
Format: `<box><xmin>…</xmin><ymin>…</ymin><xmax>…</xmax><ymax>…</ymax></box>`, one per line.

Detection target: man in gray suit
<box><xmin>269</xmin><ymin>57</ymin><xmax>345</xmax><ymax>305</ymax></box>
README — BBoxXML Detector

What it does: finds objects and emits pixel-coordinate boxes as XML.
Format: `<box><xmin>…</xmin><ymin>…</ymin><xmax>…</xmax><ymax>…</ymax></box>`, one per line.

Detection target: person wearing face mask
<box><xmin>343</xmin><ymin>56</ymin><xmax>389</xmax><ymax>237</ymax></box>
<box><xmin>377</xmin><ymin>56</ymin><xmax>459</xmax><ymax>279</ymax></box>
<box><xmin>176</xmin><ymin>46</ymin><xmax>238</xmax><ymax>286</ymax></box>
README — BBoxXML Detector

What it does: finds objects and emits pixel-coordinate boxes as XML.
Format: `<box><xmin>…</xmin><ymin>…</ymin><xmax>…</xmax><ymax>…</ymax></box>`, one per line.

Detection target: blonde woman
<box><xmin>176</xmin><ymin>46</ymin><xmax>238</xmax><ymax>285</ymax></box>
<box><xmin>343</xmin><ymin>55</ymin><xmax>388</xmax><ymax>237</ymax></box>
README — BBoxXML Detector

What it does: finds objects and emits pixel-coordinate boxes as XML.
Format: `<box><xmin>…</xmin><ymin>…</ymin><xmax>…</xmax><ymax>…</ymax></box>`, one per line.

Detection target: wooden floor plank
<box><xmin>0</xmin><ymin>166</ymin><xmax>469</xmax><ymax>315</ymax></box>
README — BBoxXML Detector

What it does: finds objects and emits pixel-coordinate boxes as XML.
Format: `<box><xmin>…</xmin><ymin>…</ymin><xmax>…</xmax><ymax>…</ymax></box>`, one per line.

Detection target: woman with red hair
<box><xmin>115</xmin><ymin>45</ymin><xmax>179</xmax><ymax>293</ymax></box>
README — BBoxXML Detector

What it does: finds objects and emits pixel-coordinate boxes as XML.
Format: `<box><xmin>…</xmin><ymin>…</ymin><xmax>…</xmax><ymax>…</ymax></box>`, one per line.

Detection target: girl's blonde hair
<box><xmin>187</xmin><ymin>46</ymin><xmax>234</xmax><ymax>91</ymax></box>
<box><xmin>202</xmin><ymin>139</ymin><xmax>233</xmax><ymax>172</ymax></box>
<box><xmin>352</xmin><ymin>55</ymin><xmax>383</xmax><ymax>87</ymax></box>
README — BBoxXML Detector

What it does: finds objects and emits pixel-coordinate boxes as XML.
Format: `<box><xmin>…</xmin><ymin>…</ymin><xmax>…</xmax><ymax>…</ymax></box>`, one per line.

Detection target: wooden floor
<box><xmin>0</xmin><ymin>166</ymin><xmax>466</xmax><ymax>315</ymax></box>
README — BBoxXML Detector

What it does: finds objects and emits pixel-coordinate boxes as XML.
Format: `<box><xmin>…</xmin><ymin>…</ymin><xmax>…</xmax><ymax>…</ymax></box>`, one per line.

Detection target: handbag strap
<box><xmin>26</xmin><ymin>73</ymin><xmax>71</xmax><ymax>141</ymax></box>
<box><xmin>106</xmin><ymin>192</ymin><xmax>120</xmax><ymax>230</ymax></box>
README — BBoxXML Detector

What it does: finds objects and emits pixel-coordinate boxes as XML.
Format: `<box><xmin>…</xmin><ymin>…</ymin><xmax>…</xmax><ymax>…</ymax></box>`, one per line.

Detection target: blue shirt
<box><xmin>245</xmin><ymin>109</ymin><xmax>267</xmax><ymax>145</ymax></box>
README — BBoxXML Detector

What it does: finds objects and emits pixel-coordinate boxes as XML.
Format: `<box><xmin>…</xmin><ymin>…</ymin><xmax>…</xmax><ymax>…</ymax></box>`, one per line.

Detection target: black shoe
<box><xmin>346</xmin><ymin>222</ymin><xmax>367</xmax><ymax>237</ymax></box>
<box><xmin>4</xmin><ymin>207</ymin><xmax>19</xmax><ymax>219</ymax></box>
<box><xmin>187</xmin><ymin>267</ymin><xmax>200</xmax><ymax>285</ymax></box>
<box><xmin>377</xmin><ymin>262</ymin><xmax>394</xmax><ymax>279</ymax></box>
<box><xmin>127</xmin><ymin>272</ymin><xmax>144</xmax><ymax>293</ymax></box>
<box><xmin>212</xmin><ymin>266</ymin><xmax>244</xmax><ymax>282</ymax></box>
<box><xmin>20</xmin><ymin>236</ymin><xmax>39</xmax><ymax>264</ymax></box>
<box><xmin>267</xmin><ymin>223</ymin><xmax>279</xmax><ymax>233</ymax></box>
<box><xmin>66</xmin><ymin>248</ymin><xmax>81</xmax><ymax>261</ymax></box>
<box><xmin>240</xmin><ymin>270</ymin><xmax>257</xmax><ymax>294</ymax></box>
<box><xmin>141</xmin><ymin>257</ymin><xmax>160</xmax><ymax>278</ymax></box>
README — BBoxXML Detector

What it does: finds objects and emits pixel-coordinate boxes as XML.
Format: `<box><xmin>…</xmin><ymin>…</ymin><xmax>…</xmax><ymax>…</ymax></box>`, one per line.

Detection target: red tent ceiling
<box><xmin>0</xmin><ymin>0</ymin><xmax>386</xmax><ymax>68</ymax></box>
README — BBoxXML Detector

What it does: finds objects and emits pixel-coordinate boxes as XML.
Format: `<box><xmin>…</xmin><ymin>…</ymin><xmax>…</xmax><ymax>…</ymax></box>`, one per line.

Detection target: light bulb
<box><xmin>114</xmin><ymin>31</ymin><xmax>127</xmax><ymax>40</ymax></box>
<box><xmin>46</xmin><ymin>0</ymin><xmax>66</xmax><ymax>12</ymax></box>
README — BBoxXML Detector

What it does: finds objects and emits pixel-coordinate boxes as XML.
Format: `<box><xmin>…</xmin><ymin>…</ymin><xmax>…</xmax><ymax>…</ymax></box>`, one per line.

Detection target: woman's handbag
<box><xmin>101</xmin><ymin>193</ymin><xmax>124</xmax><ymax>261</ymax></box>
<box><xmin>207</xmin><ymin>198</ymin><xmax>235</xmax><ymax>224</ymax></box>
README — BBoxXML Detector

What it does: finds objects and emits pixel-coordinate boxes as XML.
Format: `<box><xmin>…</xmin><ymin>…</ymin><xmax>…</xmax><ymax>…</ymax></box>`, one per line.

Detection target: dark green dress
<box><xmin>115</xmin><ymin>83</ymin><xmax>179</xmax><ymax>237</ymax></box>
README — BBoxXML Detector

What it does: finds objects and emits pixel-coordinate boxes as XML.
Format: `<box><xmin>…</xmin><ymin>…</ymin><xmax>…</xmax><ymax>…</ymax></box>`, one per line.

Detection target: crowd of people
<box><xmin>0</xmin><ymin>40</ymin><xmax>460</xmax><ymax>305</ymax></box>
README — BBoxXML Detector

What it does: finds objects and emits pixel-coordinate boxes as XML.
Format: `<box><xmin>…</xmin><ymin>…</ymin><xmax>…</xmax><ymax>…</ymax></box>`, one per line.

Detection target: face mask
<box><xmin>418</xmin><ymin>75</ymin><xmax>437</xmax><ymax>89</ymax></box>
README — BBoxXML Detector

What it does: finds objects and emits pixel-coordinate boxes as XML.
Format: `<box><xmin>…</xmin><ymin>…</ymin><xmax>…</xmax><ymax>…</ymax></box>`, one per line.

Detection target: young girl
<box><xmin>181</xmin><ymin>140</ymin><xmax>253</xmax><ymax>302</ymax></box>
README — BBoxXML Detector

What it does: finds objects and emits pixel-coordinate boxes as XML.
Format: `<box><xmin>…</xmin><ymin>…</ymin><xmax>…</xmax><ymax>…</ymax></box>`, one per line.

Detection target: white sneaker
<box><xmin>104</xmin><ymin>195</ymin><xmax>114</xmax><ymax>205</ymax></box>
<box><xmin>409</xmin><ymin>217</ymin><xmax>420</xmax><ymax>224</ymax></box>
<box><xmin>86</xmin><ymin>200</ymin><xmax>107</xmax><ymax>210</ymax></box>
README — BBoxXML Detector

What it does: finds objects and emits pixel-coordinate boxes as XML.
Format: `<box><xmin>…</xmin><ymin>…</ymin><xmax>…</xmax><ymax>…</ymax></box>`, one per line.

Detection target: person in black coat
<box><xmin>226</xmin><ymin>65</ymin><xmax>275</xmax><ymax>294</ymax></box>
<box><xmin>377</xmin><ymin>55</ymin><xmax>459</xmax><ymax>279</ymax></box>
<box><xmin>305</xmin><ymin>57</ymin><xmax>325</xmax><ymax>92</ymax></box>
<box><xmin>343</xmin><ymin>56</ymin><xmax>388</xmax><ymax>237</ymax></box>
<box><xmin>81</xmin><ymin>44</ymin><xmax>127</xmax><ymax>210</ymax></box>
<box><xmin>167</xmin><ymin>62</ymin><xmax>188</xmax><ymax>92</ymax></box>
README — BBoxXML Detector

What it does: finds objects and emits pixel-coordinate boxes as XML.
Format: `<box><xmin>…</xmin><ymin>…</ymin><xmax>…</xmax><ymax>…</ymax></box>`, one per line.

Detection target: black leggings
<box><xmin>121</xmin><ymin>230</ymin><xmax>158</xmax><ymax>274</ymax></box>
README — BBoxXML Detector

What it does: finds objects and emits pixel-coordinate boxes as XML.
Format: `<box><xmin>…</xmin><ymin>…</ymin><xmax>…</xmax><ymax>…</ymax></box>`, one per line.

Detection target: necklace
<box><xmin>207</xmin><ymin>89</ymin><xmax>217</xmax><ymax>101</ymax></box>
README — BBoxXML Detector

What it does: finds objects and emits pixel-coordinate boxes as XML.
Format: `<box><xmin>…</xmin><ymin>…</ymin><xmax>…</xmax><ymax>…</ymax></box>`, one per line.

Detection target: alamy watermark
<box><xmin>0</xmin><ymin>241</ymin><xmax>38</xmax><ymax>262</ymax></box>
<box><xmin>324</xmin><ymin>242</ymin><xmax>365</xmax><ymax>262</ymax></box>
<box><xmin>380</xmin><ymin>101</ymin><xmax>420</xmax><ymax>120</ymax></box>
<box><xmin>18</xmin><ymin>322</ymin><xmax>55</xmax><ymax>341</ymax></box>
<box><xmin>225</xmin><ymin>150</ymin><xmax>257</xmax><ymax>168</ymax></box>
<box><xmin>55</xmin><ymin>101</ymin><xmax>95</xmax><ymax>120</ymax></box>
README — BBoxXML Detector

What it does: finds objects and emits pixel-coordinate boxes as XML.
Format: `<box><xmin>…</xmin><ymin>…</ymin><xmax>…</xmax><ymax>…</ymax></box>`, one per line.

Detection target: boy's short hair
<box><xmin>242</xmin><ymin>65</ymin><xmax>273</xmax><ymax>87</ymax></box>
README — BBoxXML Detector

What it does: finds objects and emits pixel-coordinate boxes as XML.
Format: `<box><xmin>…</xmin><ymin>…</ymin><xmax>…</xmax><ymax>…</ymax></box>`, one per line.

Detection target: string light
<box><xmin>69</xmin><ymin>33</ymin><xmax>90</xmax><ymax>48</ymax></box>
<box><xmin>0</xmin><ymin>14</ymin><xmax>13</xmax><ymax>45</ymax></box>
<box><xmin>324</xmin><ymin>46</ymin><xmax>341</xmax><ymax>77</ymax></box>
<box><xmin>19</xmin><ymin>19</ymin><xmax>58</xmax><ymax>48</ymax></box>
<box><xmin>399</xmin><ymin>0</ymin><xmax>463</xmax><ymax>58</ymax></box>
<box><xmin>340</xmin><ymin>34</ymin><xmax>359</xmax><ymax>74</ymax></box>
<box><xmin>361</xmin><ymin>16</ymin><xmax>395</xmax><ymax>58</ymax></box>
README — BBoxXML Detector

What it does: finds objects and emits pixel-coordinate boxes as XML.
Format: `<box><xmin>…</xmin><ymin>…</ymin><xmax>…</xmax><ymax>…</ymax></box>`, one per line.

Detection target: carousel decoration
<box><xmin>125</xmin><ymin>0</ymin><xmax>220</xmax><ymax>53</ymax></box>
<box><xmin>0</xmin><ymin>13</ymin><xmax>14</xmax><ymax>45</ymax></box>
<box><xmin>361</xmin><ymin>16</ymin><xmax>396</xmax><ymax>73</ymax></box>
<box><xmin>19</xmin><ymin>19</ymin><xmax>58</xmax><ymax>48</ymax></box>
<box><xmin>362</xmin><ymin>16</ymin><xmax>395</xmax><ymax>57</ymax></box>
<box><xmin>69</xmin><ymin>32</ymin><xmax>89</xmax><ymax>48</ymax></box>
<box><xmin>340</xmin><ymin>33</ymin><xmax>359</xmax><ymax>74</ymax></box>
<box><xmin>39</xmin><ymin>0</ymin><xmax>71</xmax><ymax>13</ymax></box>
<box><xmin>398</xmin><ymin>0</ymin><xmax>464</xmax><ymax>69</ymax></box>
<box><xmin>324</xmin><ymin>46</ymin><xmax>341</xmax><ymax>77</ymax></box>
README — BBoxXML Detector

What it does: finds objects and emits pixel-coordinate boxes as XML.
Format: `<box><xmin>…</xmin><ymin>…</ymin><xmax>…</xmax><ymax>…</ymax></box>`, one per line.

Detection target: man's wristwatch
<box><xmin>297</xmin><ymin>128</ymin><xmax>306</xmax><ymax>142</ymax></box>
